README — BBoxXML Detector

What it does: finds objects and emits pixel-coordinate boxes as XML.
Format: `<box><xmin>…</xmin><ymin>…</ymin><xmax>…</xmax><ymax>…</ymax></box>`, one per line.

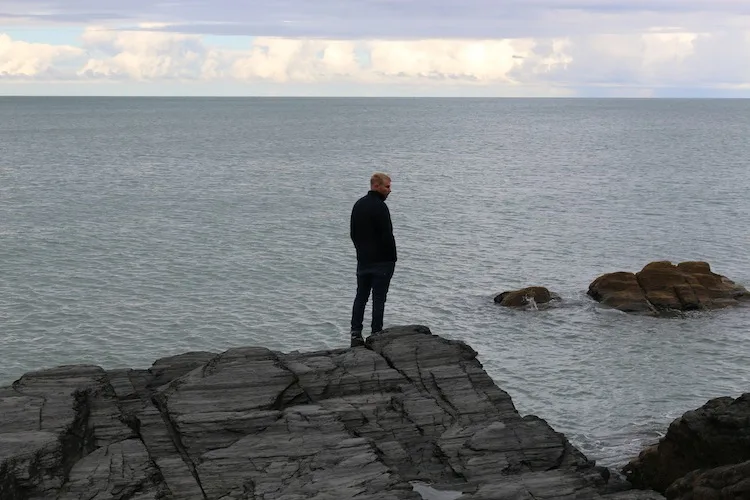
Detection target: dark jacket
<box><xmin>350</xmin><ymin>190</ymin><xmax>397</xmax><ymax>265</ymax></box>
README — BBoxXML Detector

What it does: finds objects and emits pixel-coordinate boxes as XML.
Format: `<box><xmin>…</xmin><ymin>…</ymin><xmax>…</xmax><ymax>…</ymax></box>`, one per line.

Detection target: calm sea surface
<box><xmin>1</xmin><ymin>97</ymin><xmax>749</xmax><ymax>469</ymax></box>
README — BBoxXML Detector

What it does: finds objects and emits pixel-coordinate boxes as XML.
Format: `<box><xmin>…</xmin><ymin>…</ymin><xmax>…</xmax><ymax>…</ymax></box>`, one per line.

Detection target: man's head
<box><xmin>370</xmin><ymin>172</ymin><xmax>392</xmax><ymax>199</ymax></box>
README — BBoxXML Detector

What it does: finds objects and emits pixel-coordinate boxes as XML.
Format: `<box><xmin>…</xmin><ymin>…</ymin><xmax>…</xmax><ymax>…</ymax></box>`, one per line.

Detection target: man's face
<box><xmin>374</xmin><ymin>179</ymin><xmax>391</xmax><ymax>199</ymax></box>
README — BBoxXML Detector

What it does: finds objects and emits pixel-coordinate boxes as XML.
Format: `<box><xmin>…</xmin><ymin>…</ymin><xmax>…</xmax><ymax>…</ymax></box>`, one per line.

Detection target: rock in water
<box><xmin>623</xmin><ymin>393</ymin><xmax>750</xmax><ymax>497</ymax></box>
<box><xmin>588</xmin><ymin>261</ymin><xmax>749</xmax><ymax>314</ymax></box>
<box><xmin>493</xmin><ymin>286</ymin><xmax>561</xmax><ymax>307</ymax></box>
<box><xmin>0</xmin><ymin>325</ymin><xmax>664</xmax><ymax>499</ymax></box>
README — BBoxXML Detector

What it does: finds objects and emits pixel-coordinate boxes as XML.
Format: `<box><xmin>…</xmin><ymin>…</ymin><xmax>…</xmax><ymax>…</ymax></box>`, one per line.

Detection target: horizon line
<box><xmin>1</xmin><ymin>95</ymin><xmax>749</xmax><ymax>99</ymax></box>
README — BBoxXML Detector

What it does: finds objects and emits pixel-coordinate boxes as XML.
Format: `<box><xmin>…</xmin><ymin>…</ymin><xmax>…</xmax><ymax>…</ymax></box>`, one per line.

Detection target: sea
<box><xmin>1</xmin><ymin>97</ymin><xmax>749</xmax><ymax>470</ymax></box>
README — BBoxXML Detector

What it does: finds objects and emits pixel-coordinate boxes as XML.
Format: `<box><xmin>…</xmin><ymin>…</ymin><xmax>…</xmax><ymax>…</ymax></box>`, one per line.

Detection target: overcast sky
<box><xmin>1</xmin><ymin>0</ymin><xmax>749</xmax><ymax>96</ymax></box>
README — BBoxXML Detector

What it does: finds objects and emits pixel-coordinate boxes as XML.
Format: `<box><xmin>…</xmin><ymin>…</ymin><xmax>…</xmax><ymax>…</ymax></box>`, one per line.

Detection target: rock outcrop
<box><xmin>494</xmin><ymin>287</ymin><xmax>561</xmax><ymax>308</ymax></box>
<box><xmin>588</xmin><ymin>261</ymin><xmax>749</xmax><ymax>313</ymax></box>
<box><xmin>0</xmin><ymin>325</ymin><xmax>664</xmax><ymax>500</ymax></box>
<box><xmin>623</xmin><ymin>393</ymin><xmax>750</xmax><ymax>498</ymax></box>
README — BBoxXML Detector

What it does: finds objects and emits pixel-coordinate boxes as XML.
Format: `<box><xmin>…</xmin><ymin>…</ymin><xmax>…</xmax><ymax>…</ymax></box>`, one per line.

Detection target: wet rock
<box><xmin>623</xmin><ymin>393</ymin><xmax>750</xmax><ymax>497</ymax></box>
<box><xmin>494</xmin><ymin>286</ymin><xmax>561</xmax><ymax>307</ymax></box>
<box><xmin>665</xmin><ymin>460</ymin><xmax>750</xmax><ymax>499</ymax></box>
<box><xmin>1</xmin><ymin>325</ymin><xmax>662</xmax><ymax>499</ymax></box>
<box><xmin>588</xmin><ymin>261</ymin><xmax>749</xmax><ymax>314</ymax></box>
<box><xmin>588</xmin><ymin>271</ymin><xmax>655</xmax><ymax>313</ymax></box>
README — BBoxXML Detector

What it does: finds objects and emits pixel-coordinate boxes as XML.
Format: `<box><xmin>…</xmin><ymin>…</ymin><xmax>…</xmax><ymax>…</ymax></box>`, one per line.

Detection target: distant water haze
<box><xmin>2</xmin><ymin>96</ymin><xmax>749</xmax><ymax>469</ymax></box>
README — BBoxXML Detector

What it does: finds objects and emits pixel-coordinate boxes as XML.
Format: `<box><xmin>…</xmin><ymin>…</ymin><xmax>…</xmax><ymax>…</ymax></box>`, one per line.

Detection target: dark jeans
<box><xmin>350</xmin><ymin>261</ymin><xmax>395</xmax><ymax>334</ymax></box>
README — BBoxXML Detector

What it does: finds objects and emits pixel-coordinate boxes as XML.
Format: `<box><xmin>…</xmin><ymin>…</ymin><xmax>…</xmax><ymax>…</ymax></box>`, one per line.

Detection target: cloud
<box><xmin>231</xmin><ymin>38</ymin><xmax>364</xmax><ymax>83</ymax></box>
<box><xmin>68</xmin><ymin>29</ymin><xmax>573</xmax><ymax>88</ymax></box>
<box><xmin>0</xmin><ymin>33</ymin><xmax>83</xmax><ymax>78</ymax></box>
<box><xmin>2</xmin><ymin>0</ymin><xmax>750</xmax><ymax>39</ymax></box>
<box><xmin>1</xmin><ymin>0</ymin><xmax>749</xmax><ymax>96</ymax></box>
<box><xmin>537</xmin><ymin>32</ymin><xmax>701</xmax><ymax>86</ymax></box>
<box><xmin>230</xmin><ymin>37</ymin><xmax>544</xmax><ymax>85</ymax></box>
<box><xmin>76</xmin><ymin>26</ymin><xmax>225</xmax><ymax>80</ymax></box>
<box><xmin>1</xmin><ymin>20</ymin><xmax>750</xmax><ymax>96</ymax></box>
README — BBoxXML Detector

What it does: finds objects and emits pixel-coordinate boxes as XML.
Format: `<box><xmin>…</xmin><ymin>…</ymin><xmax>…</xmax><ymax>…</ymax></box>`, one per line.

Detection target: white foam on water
<box><xmin>524</xmin><ymin>295</ymin><xmax>539</xmax><ymax>311</ymax></box>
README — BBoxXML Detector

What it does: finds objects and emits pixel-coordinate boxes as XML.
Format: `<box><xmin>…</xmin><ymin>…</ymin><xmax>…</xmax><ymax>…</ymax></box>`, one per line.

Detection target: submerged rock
<box><xmin>623</xmin><ymin>393</ymin><xmax>750</xmax><ymax>498</ymax></box>
<box><xmin>588</xmin><ymin>261</ymin><xmax>749</xmax><ymax>314</ymax></box>
<box><xmin>494</xmin><ymin>286</ymin><xmax>561</xmax><ymax>308</ymax></box>
<box><xmin>0</xmin><ymin>325</ymin><xmax>663</xmax><ymax>499</ymax></box>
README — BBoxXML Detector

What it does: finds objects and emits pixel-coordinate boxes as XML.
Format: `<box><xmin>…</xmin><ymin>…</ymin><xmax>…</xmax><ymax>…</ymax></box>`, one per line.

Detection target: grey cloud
<box><xmin>0</xmin><ymin>11</ymin><xmax>130</xmax><ymax>22</ymax></box>
<box><xmin>3</xmin><ymin>0</ymin><xmax>748</xmax><ymax>37</ymax></box>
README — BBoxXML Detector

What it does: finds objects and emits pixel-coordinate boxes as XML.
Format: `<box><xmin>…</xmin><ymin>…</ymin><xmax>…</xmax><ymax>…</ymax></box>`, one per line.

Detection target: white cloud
<box><xmin>77</xmin><ymin>26</ymin><xmax>214</xmax><ymax>80</ymax></box>
<box><xmin>69</xmin><ymin>30</ymin><xmax>570</xmax><ymax>87</ymax></box>
<box><xmin>534</xmin><ymin>31</ymin><xmax>702</xmax><ymax>86</ymax></box>
<box><xmin>0</xmin><ymin>33</ymin><xmax>83</xmax><ymax>78</ymax></box>
<box><xmin>686</xmin><ymin>31</ymin><xmax>750</xmax><ymax>85</ymax></box>
<box><xmin>366</xmin><ymin>39</ymin><xmax>532</xmax><ymax>83</ymax></box>
<box><xmin>229</xmin><ymin>38</ymin><xmax>551</xmax><ymax>86</ymax></box>
<box><xmin>1</xmin><ymin>24</ymin><xmax>750</xmax><ymax>95</ymax></box>
<box><xmin>231</xmin><ymin>38</ymin><xmax>356</xmax><ymax>83</ymax></box>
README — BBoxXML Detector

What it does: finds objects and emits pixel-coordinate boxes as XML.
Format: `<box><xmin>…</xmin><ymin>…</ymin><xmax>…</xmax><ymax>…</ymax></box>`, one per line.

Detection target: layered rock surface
<box><xmin>588</xmin><ymin>261</ymin><xmax>749</xmax><ymax>313</ymax></box>
<box><xmin>0</xmin><ymin>325</ymin><xmax>663</xmax><ymax>499</ymax></box>
<box><xmin>623</xmin><ymin>393</ymin><xmax>750</xmax><ymax>499</ymax></box>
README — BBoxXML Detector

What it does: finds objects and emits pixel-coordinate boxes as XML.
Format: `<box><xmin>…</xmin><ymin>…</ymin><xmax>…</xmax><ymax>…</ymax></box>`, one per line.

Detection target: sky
<box><xmin>1</xmin><ymin>0</ymin><xmax>750</xmax><ymax>96</ymax></box>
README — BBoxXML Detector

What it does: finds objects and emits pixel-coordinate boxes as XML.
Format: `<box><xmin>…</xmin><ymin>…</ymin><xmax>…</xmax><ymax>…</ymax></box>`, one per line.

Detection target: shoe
<box><xmin>350</xmin><ymin>330</ymin><xmax>365</xmax><ymax>348</ymax></box>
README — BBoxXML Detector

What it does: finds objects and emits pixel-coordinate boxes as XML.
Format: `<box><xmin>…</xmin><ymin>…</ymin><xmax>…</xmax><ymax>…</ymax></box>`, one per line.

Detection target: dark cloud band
<box><xmin>3</xmin><ymin>0</ymin><xmax>747</xmax><ymax>37</ymax></box>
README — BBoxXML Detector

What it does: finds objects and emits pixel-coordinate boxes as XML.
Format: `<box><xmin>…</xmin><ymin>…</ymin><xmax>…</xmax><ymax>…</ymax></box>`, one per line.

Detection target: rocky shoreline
<box><xmin>623</xmin><ymin>392</ymin><xmax>750</xmax><ymax>498</ymax></box>
<box><xmin>0</xmin><ymin>325</ymin><xmax>745</xmax><ymax>499</ymax></box>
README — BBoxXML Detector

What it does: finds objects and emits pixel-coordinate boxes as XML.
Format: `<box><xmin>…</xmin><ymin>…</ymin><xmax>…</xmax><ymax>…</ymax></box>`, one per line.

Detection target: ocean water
<box><xmin>1</xmin><ymin>97</ymin><xmax>749</xmax><ymax>470</ymax></box>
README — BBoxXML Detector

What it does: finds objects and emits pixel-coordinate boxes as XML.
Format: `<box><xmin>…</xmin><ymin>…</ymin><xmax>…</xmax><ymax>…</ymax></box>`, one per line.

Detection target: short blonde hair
<box><xmin>370</xmin><ymin>172</ymin><xmax>391</xmax><ymax>187</ymax></box>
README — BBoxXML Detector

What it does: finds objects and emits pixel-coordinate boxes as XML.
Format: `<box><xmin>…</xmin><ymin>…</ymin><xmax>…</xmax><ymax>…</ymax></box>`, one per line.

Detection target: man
<box><xmin>349</xmin><ymin>172</ymin><xmax>397</xmax><ymax>347</ymax></box>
